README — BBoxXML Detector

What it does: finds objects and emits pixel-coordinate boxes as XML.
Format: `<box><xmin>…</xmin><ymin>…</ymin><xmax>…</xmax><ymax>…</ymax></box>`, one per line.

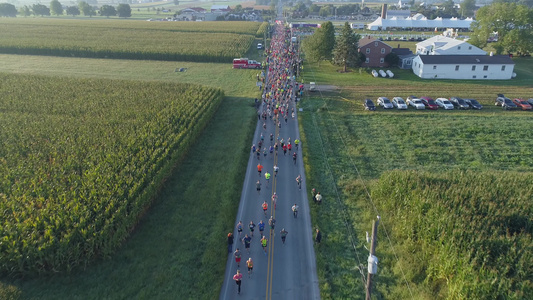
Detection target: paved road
<box><xmin>219</xmin><ymin>28</ymin><xmax>320</xmax><ymax>298</ymax></box>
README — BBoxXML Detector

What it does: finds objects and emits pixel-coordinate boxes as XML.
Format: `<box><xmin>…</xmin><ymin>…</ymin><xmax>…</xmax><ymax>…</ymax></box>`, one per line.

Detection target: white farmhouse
<box><xmin>416</xmin><ymin>35</ymin><xmax>487</xmax><ymax>55</ymax></box>
<box><xmin>412</xmin><ymin>55</ymin><xmax>515</xmax><ymax>80</ymax></box>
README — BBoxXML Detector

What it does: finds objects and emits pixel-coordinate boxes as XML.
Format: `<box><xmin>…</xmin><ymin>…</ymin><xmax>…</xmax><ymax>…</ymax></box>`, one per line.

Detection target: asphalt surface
<box><xmin>219</xmin><ymin>39</ymin><xmax>320</xmax><ymax>299</ymax></box>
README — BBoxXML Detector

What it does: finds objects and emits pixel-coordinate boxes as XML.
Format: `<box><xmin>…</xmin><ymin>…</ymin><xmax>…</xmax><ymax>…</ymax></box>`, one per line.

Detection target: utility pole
<box><xmin>365</xmin><ymin>217</ymin><xmax>379</xmax><ymax>300</ymax></box>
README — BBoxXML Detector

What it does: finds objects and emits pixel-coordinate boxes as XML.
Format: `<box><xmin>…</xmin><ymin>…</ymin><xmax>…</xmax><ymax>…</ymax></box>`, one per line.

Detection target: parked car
<box><xmin>435</xmin><ymin>98</ymin><xmax>454</xmax><ymax>110</ymax></box>
<box><xmin>392</xmin><ymin>97</ymin><xmax>408</xmax><ymax>110</ymax></box>
<box><xmin>512</xmin><ymin>98</ymin><xmax>532</xmax><ymax>110</ymax></box>
<box><xmin>406</xmin><ymin>95</ymin><xmax>425</xmax><ymax>109</ymax></box>
<box><xmin>377</xmin><ymin>97</ymin><xmax>394</xmax><ymax>109</ymax></box>
<box><xmin>450</xmin><ymin>97</ymin><xmax>470</xmax><ymax>109</ymax></box>
<box><xmin>257</xmin><ymin>43</ymin><xmax>263</xmax><ymax>49</ymax></box>
<box><xmin>527</xmin><ymin>98</ymin><xmax>533</xmax><ymax>106</ymax></box>
<box><xmin>464</xmin><ymin>98</ymin><xmax>483</xmax><ymax>110</ymax></box>
<box><xmin>420</xmin><ymin>97</ymin><xmax>439</xmax><ymax>110</ymax></box>
<box><xmin>364</xmin><ymin>99</ymin><xmax>376</xmax><ymax>111</ymax></box>
<box><xmin>495</xmin><ymin>94</ymin><xmax>517</xmax><ymax>110</ymax></box>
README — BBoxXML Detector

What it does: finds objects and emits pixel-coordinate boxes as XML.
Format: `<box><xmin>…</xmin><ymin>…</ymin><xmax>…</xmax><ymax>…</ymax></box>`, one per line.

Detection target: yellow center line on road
<box><xmin>265</xmin><ymin>113</ymin><xmax>279</xmax><ymax>300</ymax></box>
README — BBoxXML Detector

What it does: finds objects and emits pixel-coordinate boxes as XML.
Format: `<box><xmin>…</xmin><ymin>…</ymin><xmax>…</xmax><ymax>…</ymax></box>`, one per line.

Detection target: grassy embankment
<box><xmin>299</xmin><ymin>58</ymin><xmax>533</xmax><ymax>299</ymax></box>
<box><xmin>0</xmin><ymin>24</ymin><xmax>267</xmax><ymax>299</ymax></box>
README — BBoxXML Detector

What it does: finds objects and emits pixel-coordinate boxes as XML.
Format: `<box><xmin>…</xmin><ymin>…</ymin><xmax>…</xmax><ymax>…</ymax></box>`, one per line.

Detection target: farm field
<box><xmin>0</xmin><ymin>19</ymin><xmax>265</xmax><ymax>62</ymax></box>
<box><xmin>299</xmin><ymin>60</ymin><xmax>533</xmax><ymax>299</ymax></box>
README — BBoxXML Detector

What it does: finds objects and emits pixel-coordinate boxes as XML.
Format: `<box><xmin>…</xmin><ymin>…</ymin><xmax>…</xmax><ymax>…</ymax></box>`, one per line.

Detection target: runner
<box><xmin>295</xmin><ymin>138</ymin><xmax>299</xmax><ymax>150</ymax></box>
<box><xmin>233</xmin><ymin>270</ymin><xmax>243</xmax><ymax>294</ymax></box>
<box><xmin>257</xmin><ymin>163</ymin><xmax>263</xmax><ymax>177</ymax></box>
<box><xmin>264</xmin><ymin>172</ymin><xmax>271</xmax><ymax>185</ymax></box>
<box><xmin>234</xmin><ymin>248</ymin><xmax>242</xmax><ymax>267</ymax></box>
<box><xmin>292</xmin><ymin>203</ymin><xmax>299</xmax><ymax>218</ymax></box>
<box><xmin>246</xmin><ymin>257</ymin><xmax>254</xmax><ymax>278</ymax></box>
<box><xmin>249</xmin><ymin>221</ymin><xmax>256</xmax><ymax>237</ymax></box>
<box><xmin>280</xmin><ymin>228</ymin><xmax>288</xmax><ymax>244</ymax></box>
<box><xmin>268</xmin><ymin>216</ymin><xmax>276</xmax><ymax>231</ymax></box>
<box><xmin>283</xmin><ymin>144</ymin><xmax>287</xmax><ymax>155</ymax></box>
<box><xmin>292</xmin><ymin>151</ymin><xmax>297</xmax><ymax>165</ymax></box>
<box><xmin>271</xmin><ymin>192</ymin><xmax>278</xmax><ymax>210</ymax></box>
<box><xmin>262</xmin><ymin>201</ymin><xmax>268</xmax><ymax>216</ymax></box>
<box><xmin>258</xmin><ymin>220</ymin><xmax>265</xmax><ymax>237</ymax></box>
<box><xmin>256</xmin><ymin>180</ymin><xmax>261</xmax><ymax>194</ymax></box>
<box><xmin>295</xmin><ymin>174</ymin><xmax>302</xmax><ymax>190</ymax></box>
<box><xmin>236</xmin><ymin>221</ymin><xmax>243</xmax><ymax>237</ymax></box>
<box><xmin>273</xmin><ymin>164</ymin><xmax>279</xmax><ymax>177</ymax></box>
<box><xmin>260</xmin><ymin>235</ymin><xmax>268</xmax><ymax>254</ymax></box>
<box><xmin>242</xmin><ymin>234</ymin><xmax>252</xmax><ymax>254</ymax></box>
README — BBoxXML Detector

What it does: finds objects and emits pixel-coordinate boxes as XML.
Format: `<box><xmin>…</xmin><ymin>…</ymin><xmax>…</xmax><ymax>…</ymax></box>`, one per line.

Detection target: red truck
<box><xmin>233</xmin><ymin>58</ymin><xmax>261</xmax><ymax>69</ymax></box>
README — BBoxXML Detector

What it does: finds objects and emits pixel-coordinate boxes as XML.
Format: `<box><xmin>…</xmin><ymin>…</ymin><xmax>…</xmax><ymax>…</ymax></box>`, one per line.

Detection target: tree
<box><xmin>0</xmin><ymin>3</ymin><xmax>17</xmax><ymax>17</ymax></box>
<box><xmin>234</xmin><ymin>4</ymin><xmax>243</xmax><ymax>13</ymax></box>
<box><xmin>100</xmin><ymin>5</ymin><xmax>116</xmax><ymax>17</ymax></box>
<box><xmin>333</xmin><ymin>22</ymin><xmax>362</xmax><ymax>72</ymax></box>
<box><xmin>470</xmin><ymin>3</ymin><xmax>533</xmax><ymax>55</ymax></box>
<box><xmin>78</xmin><ymin>1</ymin><xmax>95</xmax><ymax>17</ymax></box>
<box><xmin>19</xmin><ymin>5</ymin><xmax>32</xmax><ymax>17</ymax></box>
<box><xmin>459</xmin><ymin>0</ymin><xmax>476</xmax><ymax>17</ymax></box>
<box><xmin>66</xmin><ymin>6</ymin><xmax>80</xmax><ymax>17</ymax></box>
<box><xmin>302</xmin><ymin>21</ymin><xmax>335</xmax><ymax>64</ymax></box>
<box><xmin>384</xmin><ymin>52</ymin><xmax>399</xmax><ymax>66</ymax></box>
<box><xmin>117</xmin><ymin>4</ymin><xmax>131</xmax><ymax>18</ymax></box>
<box><xmin>318</xmin><ymin>6</ymin><xmax>330</xmax><ymax>17</ymax></box>
<box><xmin>173</xmin><ymin>0</ymin><xmax>179</xmax><ymax>5</ymax></box>
<box><xmin>50</xmin><ymin>0</ymin><xmax>63</xmax><ymax>16</ymax></box>
<box><xmin>32</xmin><ymin>4</ymin><xmax>51</xmax><ymax>16</ymax></box>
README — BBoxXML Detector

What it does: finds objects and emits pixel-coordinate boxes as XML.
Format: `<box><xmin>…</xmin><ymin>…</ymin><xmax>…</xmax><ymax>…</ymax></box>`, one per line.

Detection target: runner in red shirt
<box><xmin>257</xmin><ymin>163</ymin><xmax>263</xmax><ymax>177</ymax></box>
<box><xmin>233</xmin><ymin>270</ymin><xmax>243</xmax><ymax>294</ymax></box>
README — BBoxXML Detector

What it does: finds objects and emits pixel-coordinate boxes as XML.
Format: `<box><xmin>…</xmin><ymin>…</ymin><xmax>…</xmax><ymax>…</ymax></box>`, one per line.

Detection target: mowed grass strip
<box><xmin>0</xmin><ymin>19</ymin><xmax>263</xmax><ymax>62</ymax></box>
<box><xmin>298</xmin><ymin>60</ymin><xmax>533</xmax><ymax>299</ymax></box>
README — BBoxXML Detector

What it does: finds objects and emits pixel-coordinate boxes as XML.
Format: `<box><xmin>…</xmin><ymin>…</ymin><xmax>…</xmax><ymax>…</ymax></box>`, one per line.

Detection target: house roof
<box><xmin>416</xmin><ymin>35</ymin><xmax>486</xmax><ymax>55</ymax></box>
<box><xmin>211</xmin><ymin>5</ymin><xmax>230</xmax><ymax>10</ymax></box>
<box><xmin>392</xmin><ymin>48</ymin><xmax>413</xmax><ymax>56</ymax></box>
<box><xmin>417</xmin><ymin>55</ymin><xmax>515</xmax><ymax>65</ymax></box>
<box><xmin>386</xmin><ymin>10</ymin><xmax>411</xmax><ymax>19</ymax></box>
<box><xmin>367</xmin><ymin>16</ymin><xmax>473</xmax><ymax>29</ymax></box>
<box><xmin>358</xmin><ymin>36</ymin><xmax>392</xmax><ymax>48</ymax></box>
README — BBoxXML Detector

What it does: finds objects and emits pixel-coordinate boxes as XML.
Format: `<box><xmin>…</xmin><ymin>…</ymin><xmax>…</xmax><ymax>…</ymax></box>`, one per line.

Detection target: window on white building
<box><xmin>433</xmin><ymin>65</ymin><xmax>437</xmax><ymax>70</ymax></box>
<box><xmin>472</xmin><ymin>65</ymin><xmax>476</xmax><ymax>71</ymax></box>
<box><xmin>483</xmin><ymin>75</ymin><xmax>487</xmax><ymax>78</ymax></box>
<box><xmin>366</xmin><ymin>48</ymin><xmax>370</xmax><ymax>54</ymax></box>
<box><xmin>380</xmin><ymin>58</ymin><xmax>384</xmax><ymax>63</ymax></box>
<box><xmin>469</xmin><ymin>46</ymin><xmax>472</xmax><ymax>50</ymax></box>
<box><xmin>483</xmin><ymin>65</ymin><xmax>489</xmax><ymax>71</ymax></box>
<box><xmin>365</xmin><ymin>57</ymin><xmax>369</xmax><ymax>63</ymax></box>
<box><xmin>455</xmin><ymin>65</ymin><xmax>460</xmax><ymax>71</ymax></box>
<box><xmin>501</xmin><ymin>66</ymin><xmax>506</xmax><ymax>71</ymax></box>
<box><xmin>458</xmin><ymin>46</ymin><xmax>461</xmax><ymax>50</ymax></box>
<box><xmin>406</xmin><ymin>60</ymin><xmax>412</xmax><ymax>65</ymax></box>
<box><xmin>473</xmin><ymin>75</ymin><xmax>477</xmax><ymax>78</ymax></box>
<box><xmin>381</xmin><ymin>48</ymin><xmax>385</xmax><ymax>54</ymax></box>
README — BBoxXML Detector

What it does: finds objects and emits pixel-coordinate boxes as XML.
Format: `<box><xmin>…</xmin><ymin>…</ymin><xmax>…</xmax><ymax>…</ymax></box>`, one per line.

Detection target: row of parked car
<box><xmin>364</xmin><ymin>96</ymin><xmax>483</xmax><ymax>111</ymax></box>
<box><xmin>495</xmin><ymin>94</ymin><xmax>533</xmax><ymax>110</ymax></box>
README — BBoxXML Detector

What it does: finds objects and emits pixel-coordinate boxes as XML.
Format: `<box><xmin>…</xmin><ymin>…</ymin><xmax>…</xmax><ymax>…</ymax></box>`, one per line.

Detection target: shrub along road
<box><xmin>219</xmin><ymin>24</ymin><xmax>320</xmax><ymax>299</ymax></box>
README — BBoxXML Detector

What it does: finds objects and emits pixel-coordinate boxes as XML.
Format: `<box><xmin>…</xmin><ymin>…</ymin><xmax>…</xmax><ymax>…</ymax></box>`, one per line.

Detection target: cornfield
<box><xmin>372</xmin><ymin>170</ymin><xmax>533</xmax><ymax>299</ymax></box>
<box><xmin>0</xmin><ymin>19</ymin><xmax>266</xmax><ymax>62</ymax></box>
<box><xmin>0</xmin><ymin>73</ymin><xmax>224</xmax><ymax>276</ymax></box>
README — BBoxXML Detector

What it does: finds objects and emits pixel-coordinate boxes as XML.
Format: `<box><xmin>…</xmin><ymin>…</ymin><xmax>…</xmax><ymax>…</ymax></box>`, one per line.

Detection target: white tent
<box><xmin>367</xmin><ymin>16</ymin><xmax>473</xmax><ymax>31</ymax></box>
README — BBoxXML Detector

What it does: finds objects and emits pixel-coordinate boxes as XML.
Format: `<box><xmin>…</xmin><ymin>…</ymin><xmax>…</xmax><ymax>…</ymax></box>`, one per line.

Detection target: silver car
<box><xmin>377</xmin><ymin>97</ymin><xmax>394</xmax><ymax>109</ymax></box>
<box><xmin>436</xmin><ymin>98</ymin><xmax>454</xmax><ymax>110</ymax></box>
<box><xmin>392</xmin><ymin>97</ymin><xmax>408</xmax><ymax>110</ymax></box>
<box><xmin>406</xmin><ymin>95</ymin><xmax>425</xmax><ymax>110</ymax></box>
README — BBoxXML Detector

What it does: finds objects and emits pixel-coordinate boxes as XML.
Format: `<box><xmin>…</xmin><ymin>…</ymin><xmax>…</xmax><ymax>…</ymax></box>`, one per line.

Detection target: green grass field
<box><xmin>298</xmin><ymin>60</ymin><xmax>533</xmax><ymax>299</ymax></box>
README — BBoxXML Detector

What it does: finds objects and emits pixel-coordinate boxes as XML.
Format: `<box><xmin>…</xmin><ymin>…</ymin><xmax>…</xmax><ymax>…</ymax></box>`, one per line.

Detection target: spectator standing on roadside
<box><xmin>315</xmin><ymin>228</ymin><xmax>322</xmax><ymax>244</ymax></box>
<box><xmin>315</xmin><ymin>192</ymin><xmax>322</xmax><ymax>204</ymax></box>
<box><xmin>227</xmin><ymin>233</ymin><xmax>234</xmax><ymax>253</ymax></box>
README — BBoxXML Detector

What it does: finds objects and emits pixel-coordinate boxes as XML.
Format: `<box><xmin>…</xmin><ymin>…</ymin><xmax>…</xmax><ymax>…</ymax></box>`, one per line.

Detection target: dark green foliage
<box><xmin>99</xmin><ymin>4</ymin><xmax>116</xmax><ymax>17</ymax></box>
<box><xmin>0</xmin><ymin>3</ymin><xmax>17</xmax><ymax>17</ymax></box>
<box><xmin>333</xmin><ymin>22</ymin><xmax>361</xmax><ymax>71</ymax></box>
<box><xmin>302</xmin><ymin>21</ymin><xmax>335</xmax><ymax>64</ymax></box>
<box><xmin>0</xmin><ymin>74</ymin><xmax>224</xmax><ymax>276</ymax></box>
<box><xmin>116</xmin><ymin>4</ymin><xmax>131</xmax><ymax>18</ymax></box>
<box><xmin>49</xmin><ymin>0</ymin><xmax>62</xmax><ymax>16</ymax></box>
<box><xmin>384</xmin><ymin>52</ymin><xmax>399</xmax><ymax>66</ymax></box>
<box><xmin>372</xmin><ymin>170</ymin><xmax>533</xmax><ymax>299</ymax></box>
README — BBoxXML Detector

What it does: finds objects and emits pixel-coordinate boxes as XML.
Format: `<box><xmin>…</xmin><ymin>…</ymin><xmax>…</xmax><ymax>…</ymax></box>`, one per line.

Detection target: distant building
<box><xmin>182</xmin><ymin>7</ymin><xmax>206</xmax><ymax>14</ymax></box>
<box><xmin>358</xmin><ymin>36</ymin><xmax>393</xmax><ymax>68</ymax></box>
<box><xmin>391</xmin><ymin>47</ymin><xmax>415</xmax><ymax>69</ymax></box>
<box><xmin>416</xmin><ymin>35</ymin><xmax>487</xmax><ymax>55</ymax></box>
<box><xmin>367</xmin><ymin>14</ymin><xmax>473</xmax><ymax>31</ymax></box>
<box><xmin>385</xmin><ymin>10</ymin><xmax>411</xmax><ymax>19</ymax></box>
<box><xmin>211</xmin><ymin>5</ymin><xmax>231</xmax><ymax>13</ymax></box>
<box><xmin>412</xmin><ymin>55</ymin><xmax>515</xmax><ymax>80</ymax></box>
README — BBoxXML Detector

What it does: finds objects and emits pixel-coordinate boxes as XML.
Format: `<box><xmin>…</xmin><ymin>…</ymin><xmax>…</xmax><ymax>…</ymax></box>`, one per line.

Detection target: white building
<box><xmin>416</xmin><ymin>35</ymin><xmax>487</xmax><ymax>55</ymax></box>
<box><xmin>412</xmin><ymin>55</ymin><xmax>515</xmax><ymax>80</ymax></box>
<box><xmin>366</xmin><ymin>15</ymin><xmax>473</xmax><ymax>31</ymax></box>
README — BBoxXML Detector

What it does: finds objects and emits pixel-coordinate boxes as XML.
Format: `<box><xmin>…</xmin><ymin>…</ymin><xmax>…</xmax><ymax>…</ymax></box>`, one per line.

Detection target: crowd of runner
<box><xmin>227</xmin><ymin>23</ymin><xmax>308</xmax><ymax>295</ymax></box>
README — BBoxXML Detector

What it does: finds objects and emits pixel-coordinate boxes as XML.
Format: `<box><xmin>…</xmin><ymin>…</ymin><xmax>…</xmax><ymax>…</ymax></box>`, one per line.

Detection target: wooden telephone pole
<box><xmin>365</xmin><ymin>217</ymin><xmax>379</xmax><ymax>300</ymax></box>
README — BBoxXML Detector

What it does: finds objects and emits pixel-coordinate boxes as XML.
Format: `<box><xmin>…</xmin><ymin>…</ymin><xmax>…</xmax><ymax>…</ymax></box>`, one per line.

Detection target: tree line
<box><xmin>0</xmin><ymin>1</ymin><xmax>132</xmax><ymax>18</ymax></box>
